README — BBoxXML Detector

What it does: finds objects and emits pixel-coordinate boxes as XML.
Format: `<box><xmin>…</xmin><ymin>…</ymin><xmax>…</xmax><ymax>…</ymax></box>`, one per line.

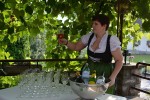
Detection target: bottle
<box><xmin>82</xmin><ymin>63</ymin><xmax>90</xmax><ymax>84</ymax></box>
<box><xmin>88</xmin><ymin>70</ymin><xmax>96</xmax><ymax>84</ymax></box>
<box><xmin>74</xmin><ymin>71</ymin><xmax>84</xmax><ymax>83</ymax></box>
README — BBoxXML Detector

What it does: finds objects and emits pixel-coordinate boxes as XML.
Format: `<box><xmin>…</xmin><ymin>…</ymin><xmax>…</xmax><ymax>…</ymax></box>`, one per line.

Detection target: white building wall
<box><xmin>127</xmin><ymin>36</ymin><xmax>150</xmax><ymax>54</ymax></box>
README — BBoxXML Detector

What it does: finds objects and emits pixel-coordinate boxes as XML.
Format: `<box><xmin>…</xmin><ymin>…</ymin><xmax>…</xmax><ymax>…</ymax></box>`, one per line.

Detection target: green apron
<box><xmin>87</xmin><ymin>59</ymin><xmax>115</xmax><ymax>94</ymax></box>
<box><xmin>85</xmin><ymin>33</ymin><xmax>115</xmax><ymax>94</ymax></box>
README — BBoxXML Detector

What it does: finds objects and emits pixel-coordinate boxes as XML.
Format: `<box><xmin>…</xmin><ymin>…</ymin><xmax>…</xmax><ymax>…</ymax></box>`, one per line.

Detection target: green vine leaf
<box><xmin>7</xmin><ymin>27</ymin><xmax>14</xmax><ymax>34</ymax></box>
<box><xmin>32</xmin><ymin>19</ymin><xmax>42</xmax><ymax>26</ymax></box>
<box><xmin>22</xmin><ymin>0</ymin><xmax>28</xmax><ymax>4</ymax></box>
<box><xmin>142</xmin><ymin>20</ymin><xmax>150</xmax><ymax>31</ymax></box>
<box><xmin>19</xmin><ymin>16</ymin><xmax>27</xmax><ymax>26</ymax></box>
<box><xmin>133</xmin><ymin>23</ymin><xmax>140</xmax><ymax>31</ymax></box>
<box><xmin>0</xmin><ymin>21</ymin><xmax>5</xmax><ymax>30</ymax></box>
<box><xmin>5</xmin><ymin>0</ymin><xmax>17</xmax><ymax>9</ymax></box>
<box><xmin>45</xmin><ymin>7</ymin><xmax>51</xmax><ymax>13</ymax></box>
<box><xmin>13</xmin><ymin>9</ymin><xmax>25</xmax><ymax>19</ymax></box>
<box><xmin>0</xmin><ymin>1</ymin><xmax>5</xmax><ymax>11</ymax></box>
<box><xmin>25</xmin><ymin>5</ymin><xmax>33</xmax><ymax>15</ymax></box>
<box><xmin>29</xmin><ymin>27</ymin><xmax>40</xmax><ymax>36</ymax></box>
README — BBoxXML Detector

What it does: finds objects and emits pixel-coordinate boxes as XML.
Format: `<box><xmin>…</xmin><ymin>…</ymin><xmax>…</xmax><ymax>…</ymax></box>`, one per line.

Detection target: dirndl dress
<box><xmin>83</xmin><ymin>33</ymin><xmax>115</xmax><ymax>94</ymax></box>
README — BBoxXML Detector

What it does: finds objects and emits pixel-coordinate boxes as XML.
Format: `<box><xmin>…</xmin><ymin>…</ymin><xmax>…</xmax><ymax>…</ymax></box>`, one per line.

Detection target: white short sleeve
<box><xmin>110</xmin><ymin>35</ymin><xmax>121</xmax><ymax>51</ymax></box>
<box><xmin>81</xmin><ymin>32</ymin><xmax>93</xmax><ymax>45</ymax></box>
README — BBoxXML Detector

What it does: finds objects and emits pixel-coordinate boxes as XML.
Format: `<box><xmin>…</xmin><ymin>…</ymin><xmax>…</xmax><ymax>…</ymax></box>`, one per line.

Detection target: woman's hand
<box><xmin>58</xmin><ymin>38</ymin><xmax>68</xmax><ymax>45</ymax></box>
<box><xmin>58</xmin><ymin>39</ymin><xmax>86</xmax><ymax>51</ymax></box>
<box><xmin>108</xmin><ymin>78</ymin><xmax>115</xmax><ymax>87</ymax></box>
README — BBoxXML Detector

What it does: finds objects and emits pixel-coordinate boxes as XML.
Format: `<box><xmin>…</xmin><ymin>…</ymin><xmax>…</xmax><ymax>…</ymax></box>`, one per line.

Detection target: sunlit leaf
<box><xmin>5</xmin><ymin>52</ymin><xmax>10</xmax><ymax>58</ymax></box>
<box><xmin>9</xmin><ymin>35</ymin><xmax>18</xmax><ymax>43</ymax></box>
<box><xmin>133</xmin><ymin>23</ymin><xmax>140</xmax><ymax>31</ymax></box>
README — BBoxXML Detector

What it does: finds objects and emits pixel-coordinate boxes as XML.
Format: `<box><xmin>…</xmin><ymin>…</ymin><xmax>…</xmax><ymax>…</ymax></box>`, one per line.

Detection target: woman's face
<box><xmin>92</xmin><ymin>20</ymin><xmax>106</xmax><ymax>35</ymax></box>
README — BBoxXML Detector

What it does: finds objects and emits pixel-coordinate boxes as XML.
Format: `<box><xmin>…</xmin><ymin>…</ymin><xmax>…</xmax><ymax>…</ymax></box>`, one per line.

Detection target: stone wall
<box><xmin>115</xmin><ymin>64</ymin><xmax>145</xmax><ymax>96</ymax></box>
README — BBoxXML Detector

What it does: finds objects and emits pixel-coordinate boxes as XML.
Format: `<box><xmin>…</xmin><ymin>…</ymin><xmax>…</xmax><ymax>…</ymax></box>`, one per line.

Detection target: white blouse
<box><xmin>81</xmin><ymin>31</ymin><xmax>121</xmax><ymax>53</ymax></box>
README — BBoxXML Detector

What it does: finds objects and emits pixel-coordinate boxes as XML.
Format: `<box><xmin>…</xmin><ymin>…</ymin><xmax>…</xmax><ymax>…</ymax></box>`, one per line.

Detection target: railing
<box><xmin>0</xmin><ymin>59</ymin><xmax>87</xmax><ymax>76</ymax></box>
<box><xmin>131</xmin><ymin>62</ymin><xmax>150</xmax><ymax>95</ymax></box>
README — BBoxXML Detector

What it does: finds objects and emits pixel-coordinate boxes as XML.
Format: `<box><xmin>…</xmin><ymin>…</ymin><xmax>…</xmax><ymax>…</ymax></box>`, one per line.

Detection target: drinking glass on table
<box><xmin>51</xmin><ymin>69</ymin><xmax>61</xmax><ymax>98</ymax></box>
<box><xmin>61</xmin><ymin>71</ymin><xmax>69</xmax><ymax>94</ymax></box>
<box><xmin>17</xmin><ymin>69</ymin><xmax>33</xmax><ymax>98</ymax></box>
<box><xmin>53</xmin><ymin>69</ymin><xmax>61</xmax><ymax>86</ymax></box>
<box><xmin>22</xmin><ymin>69</ymin><xmax>41</xmax><ymax>98</ymax></box>
<box><xmin>44</xmin><ymin>70</ymin><xmax>54</xmax><ymax>96</ymax></box>
<box><xmin>61</xmin><ymin>72</ymin><xmax>69</xmax><ymax>85</ymax></box>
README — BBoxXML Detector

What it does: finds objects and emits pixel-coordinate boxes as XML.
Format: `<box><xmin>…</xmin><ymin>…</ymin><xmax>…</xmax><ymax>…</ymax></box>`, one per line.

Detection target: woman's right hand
<box><xmin>58</xmin><ymin>38</ymin><xmax>68</xmax><ymax>45</ymax></box>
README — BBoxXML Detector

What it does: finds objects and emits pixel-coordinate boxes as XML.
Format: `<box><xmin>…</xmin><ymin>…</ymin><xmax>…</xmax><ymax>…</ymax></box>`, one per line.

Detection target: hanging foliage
<box><xmin>0</xmin><ymin>0</ymin><xmax>149</xmax><ymax>60</ymax></box>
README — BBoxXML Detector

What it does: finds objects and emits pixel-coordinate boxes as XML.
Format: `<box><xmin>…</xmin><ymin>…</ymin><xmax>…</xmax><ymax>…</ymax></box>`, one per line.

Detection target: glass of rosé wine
<box><xmin>57</xmin><ymin>29</ymin><xmax>64</xmax><ymax>47</ymax></box>
<box><xmin>57</xmin><ymin>29</ymin><xmax>64</xmax><ymax>40</ymax></box>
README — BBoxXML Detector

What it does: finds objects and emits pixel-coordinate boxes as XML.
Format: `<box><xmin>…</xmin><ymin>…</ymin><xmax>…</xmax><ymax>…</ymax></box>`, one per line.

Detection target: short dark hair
<box><xmin>92</xmin><ymin>14</ymin><xmax>110</xmax><ymax>30</ymax></box>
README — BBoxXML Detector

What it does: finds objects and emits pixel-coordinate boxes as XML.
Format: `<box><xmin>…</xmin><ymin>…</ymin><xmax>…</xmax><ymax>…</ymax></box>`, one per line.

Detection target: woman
<box><xmin>58</xmin><ymin>14</ymin><xmax>123</xmax><ymax>94</ymax></box>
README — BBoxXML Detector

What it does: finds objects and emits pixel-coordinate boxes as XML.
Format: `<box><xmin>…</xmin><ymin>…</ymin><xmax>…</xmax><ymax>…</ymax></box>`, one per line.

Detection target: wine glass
<box><xmin>23</xmin><ymin>69</ymin><xmax>41</xmax><ymax>98</ymax></box>
<box><xmin>17</xmin><ymin>68</ymin><xmax>33</xmax><ymax>98</ymax></box>
<box><xmin>96</xmin><ymin>73</ymin><xmax>105</xmax><ymax>85</ymax></box>
<box><xmin>61</xmin><ymin>72</ymin><xmax>69</xmax><ymax>94</ymax></box>
<box><xmin>51</xmin><ymin>69</ymin><xmax>61</xmax><ymax>98</ymax></box>
<box><xmin>44</xmin><ymin>71</ymin><xmax>54</xmax><ymax>97</ymax></box>
<box><xmin>57</xmin><ymin>29</ymin><xmax>64</xmax><ymax>39</ymax></box>
<box><xmin>61</xmin><ymin>72</ymin><xmax>69</xmax><ymax>85</ymax></box>
<box><xmin>57</xmin><ymin>29</ymin><xmax>64</xmax><ymax>47</ymax></box>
